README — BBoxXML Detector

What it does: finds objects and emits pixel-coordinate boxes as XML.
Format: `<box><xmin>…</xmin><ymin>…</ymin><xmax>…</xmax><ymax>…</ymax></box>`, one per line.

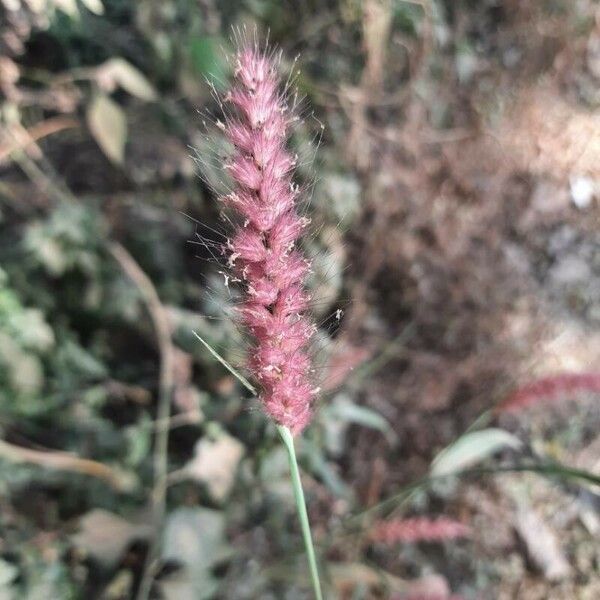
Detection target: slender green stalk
<box><xmin>190</xmin><ymin>333</ymin><xmax>323</xmax><ymax>597</ymax></box>
<box><xmin>277</xmin><ymin>425</ymin><xmax>323</xmax><ymax>600</ymax></box>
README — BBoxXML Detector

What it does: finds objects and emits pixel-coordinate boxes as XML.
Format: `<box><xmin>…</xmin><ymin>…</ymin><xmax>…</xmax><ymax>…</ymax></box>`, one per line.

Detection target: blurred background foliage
<box><xmin>1</xmin><ymin>0</ymin><xmax>600</xmax><ymax>598</ymax></box>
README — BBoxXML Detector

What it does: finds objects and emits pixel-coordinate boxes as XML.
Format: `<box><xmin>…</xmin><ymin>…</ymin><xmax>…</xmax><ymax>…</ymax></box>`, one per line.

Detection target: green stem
<box><xmin>277</xmin><ymin>425</ymin><xmax>323</xmax><ymax>600</ymax></box>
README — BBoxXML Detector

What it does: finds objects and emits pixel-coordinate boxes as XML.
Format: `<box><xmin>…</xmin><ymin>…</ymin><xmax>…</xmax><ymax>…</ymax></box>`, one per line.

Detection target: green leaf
<box><xmin>300</xmin><ymin>436</ymin><xmax>353</xmax><ymax>501</ymax></box>
<box><xmin>325</xmin><ymin>394</ymin><xmax>397</xmax><ymax>448</ymax></box>
<box><xmin>8</xmin><ymin>309</ymin><xmax>55</xmax><ymax>352</ymax></box>
<box><xmin>57</xmin><ymin>340</ymin><xmax>107</xmax><ymax>379</ymax></box>
<box><xmin>124</xmin><ymin>417</ymin><xmax>152</xmax><ymax>468</ymax></box>
<box><xmin>192</xmin><ymin>331</ymin><xmax>255</xmax><ymax>394</ymax></box>
<box><xmin>87</xmin><ymin>95</ymin><xmax>127</xmax><ymax>164</ymax></box>
<box><xmin>0</xmin><ymin>332</ymin><xmax>44</xmax><ymax>396</ymax></box>
<box><xmin>189</xmin><ymin>37</ymin><xmax>227</xmax><ymax>87</ymax></box>
<box><xmin>431</xmin><ymin>428</ymin><xmax>523</xmax><ymax>477</ymax></box>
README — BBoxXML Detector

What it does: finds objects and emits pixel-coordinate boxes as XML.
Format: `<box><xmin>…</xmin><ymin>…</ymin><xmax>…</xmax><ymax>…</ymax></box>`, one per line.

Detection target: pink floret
<box><xmin>230</xmin><ymin>228</ymin><xmax>267</xmax><ymax>263</ymax></box>
<box><xmin>270</xmin><ymin>213</ymin><xmax>308</xmax><ymax>254</ymax></box>
<box><xmin>227</xmin><ymin>155</ymin><xmax>262</xmax><ymax>190</ymax></box>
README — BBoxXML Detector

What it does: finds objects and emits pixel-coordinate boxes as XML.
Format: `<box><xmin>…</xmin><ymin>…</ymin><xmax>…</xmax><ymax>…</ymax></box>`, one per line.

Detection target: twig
<box><xmin>0</xmin><ymin>438</ymin><xmax>125</xmax><ymax>489</ymax></box>
<box><xmin>0</xmin><ymin>117</ymin><xmax>79</xmax><ymax>162</ymax></box>
<box><xmin>105</xmin><ymin>379</ymin><xmax>152</xmax><ymax>405</ymax></box>
<box><xmin>108</xmin><ymin>242</ymin><xmax>175</xmax><ymax>600</ymax></box>
<box><xmin>7</xmin><ymin>139</ymin><xmax>73</xmax><ymax>205</ymax></box>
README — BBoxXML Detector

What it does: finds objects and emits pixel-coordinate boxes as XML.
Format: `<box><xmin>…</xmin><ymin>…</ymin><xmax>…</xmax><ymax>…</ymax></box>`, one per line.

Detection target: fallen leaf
<box><xmin>515</xmin><ymin>506</ymin><xmax>571</xmax><ymax>581</ymax></box>
<box><xmin>163</xmin><ymin>507</ymin><xmax>232</xmax><ymax>568</ymax></box>
<box><xmin>159</xmin><ymin>569</ymin><xmax>218</xmax><ymax>600</ymax></box>
<box><xmin>160</xmin><ymin>507</ymin><xmax>232</xmax><ymax>600</ymax></box>
<box><xmin>330</xmin><ymin>562</ymin><xmax>449</xmax><ymax>598</ymax></box>
<box><xmin>97</xmin><ymin>58</ymin><xmax>156</xmax><ymax>101</ymax></box>
<box><xmin>87</xmin><ymin>94</ymin><xmax>127</xmax><ymax>164</ymax></box>
<box><xmin>71</xmin><ymin>510</ymin><xmax>151</xmax><ymax>568</ymax></box>
<box><xmin>183</xmin><ymin>434</ymin><xmax>245</xmax><ymax>501</ymax></box>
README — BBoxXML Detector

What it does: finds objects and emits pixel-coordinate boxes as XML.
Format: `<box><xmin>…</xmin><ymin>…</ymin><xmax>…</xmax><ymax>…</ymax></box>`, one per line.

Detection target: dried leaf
<box><xmin>330</xmin><ymin>563</ymin><xmax>449</xmax><ymax>598</ymax></box>
<box><xmin>97</xmin><ymin>58</ymin><xmax>156</xmax><ymax>101</ymax></box>
<box><xmin>515</xmin><ymin>507</ymin><xmax>571</xmax><ymax>581</ymax></box>
<box><xmin>159</xmin><ymin>570</ymin><xmax>219</xmax><ymax>600</ymax></box>
<box><xmin>163</xmin><ymin>507</ymin><xmax>231</xmax><ymax>568</ymax></box>
<box><xmin>71</xmin><ymin>510</ymin><xmax>151</xmax><ymax>568</ymax></box>
<box><xmin>183</xmin><ymin>434</ymin><xmax>244</xmax><ymax>501</ymax></box>
<box><xmin>160</xmin><ymin>507</ymin><xmax>232</xmax><ymax>600</ymax></box>
<box><xmin>87</xmin><ymin>95</ymin><xmax>127</xmax><ymax>164</ymax></box>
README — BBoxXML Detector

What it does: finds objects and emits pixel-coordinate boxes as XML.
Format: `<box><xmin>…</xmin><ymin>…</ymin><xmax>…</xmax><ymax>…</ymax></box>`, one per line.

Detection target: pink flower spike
<box><xmin>497</xmin><ymin>372</ymin><xmax>600</xmax><ymax>413</ymax></box>
<box><xmin>371</xmin><ymin>517</ymin><xmax>471</xmax><ymax>545</ymax></box>
<box><xmin>218</xmin><ymin>43</ymin><xmax>317</xmax><ymax>434</ymax></box>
